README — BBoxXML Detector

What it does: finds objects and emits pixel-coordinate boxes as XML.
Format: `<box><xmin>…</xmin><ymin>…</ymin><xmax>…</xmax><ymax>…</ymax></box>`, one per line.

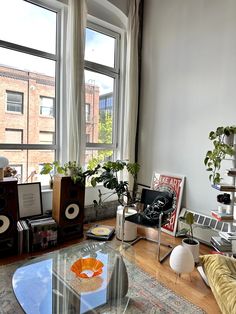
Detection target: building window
<box><xmin>6</xmin><ymin>91</ymin><xmax>23</xmax><ymax>113</ymax></box>
<box><xmin>5</xmin><ymin>128</ymin><xmax>23</xmax><ymax>144</ymax></box>
<box><xmin>86</xmin><ymin>133</ymin><xmax>90</xmax><ymax>143</ymax></box>
<box><xmin>0</xmin><ymin>0</ymin><xmax>60</xmax><ymax>187</ymax></box>
<box><xmin>85</xmin><ymin>103</ymin><xmax>91</xmax><ymax>122</ymax></box>
<box><xmin>84</xmin><ymin>22</ymin><xmax>120</xmax><ymax>166</ymax></box>
<box><xmin>39</xmin><ymin>131</ymin><xmax>54</xmax><ymax>145</ymax></box>
<box><xmin>40</xmin><ymin>96</ymin><xmax>55</xmax><ymax>117</ymax></box>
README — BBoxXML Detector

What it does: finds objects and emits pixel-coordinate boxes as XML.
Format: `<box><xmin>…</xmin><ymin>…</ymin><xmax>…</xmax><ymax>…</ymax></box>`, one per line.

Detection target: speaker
<box><xmin>0</xmin><ymin>178</ymin><xmax>19</xmax><ymax>256</ymax></box>
<box><xmin>52</xmin><ymin>176</ymin><xmax>85</xmax><ymax>241</ymax></box>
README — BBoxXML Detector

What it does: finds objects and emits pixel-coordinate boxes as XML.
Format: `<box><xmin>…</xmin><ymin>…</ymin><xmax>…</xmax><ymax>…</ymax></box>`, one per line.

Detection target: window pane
<box><xmin>0</xmin><ymin>149</ymin><xmax>55</xmax><ymax>187</ymax></box>
<box><xmin>0</xmin><ymin>0</ymin><xmax>56</xmax><ymax>54</ymax></box>
<box><xmin>85</xmin><ymin>71</ymin><xmax>114</xmax><ymax>145</ymax></box>
<box><xmin>5</xmin><ymin>129</ymin><xmax>23</xmax><ymax>144</ymax></box>
<box><xmin>0</xmin><ymin>48</ymin><xmax>55</xmax><ymax>77</ymax></box>
<box><xmin>85</xmin><ymin>149</ymin><xmax>114</xmax><ymax>168</ymax></box>
<box><xmin>85</xmin><ymin>28</ymin><xmax>115</xmax><ymax>68</ymax></box>
<box><xmin>0</xmin><ymin>64</ymin><xmax>55</xmax><ymax>145</ymax></box>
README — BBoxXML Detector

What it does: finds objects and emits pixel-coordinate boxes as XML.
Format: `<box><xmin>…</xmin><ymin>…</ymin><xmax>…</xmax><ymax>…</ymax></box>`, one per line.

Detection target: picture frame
<box><xmin>17</xmin><ymin>182</ymin><xmax>43</xmax><ymax>219</ymax></box>
<box><xmin>151</xmin><ymin>172</ymin><xmax>185</xmax><ymax>236</ymax></box>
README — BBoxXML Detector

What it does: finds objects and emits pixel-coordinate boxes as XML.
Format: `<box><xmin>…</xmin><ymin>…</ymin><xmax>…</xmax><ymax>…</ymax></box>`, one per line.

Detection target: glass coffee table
<box><xmin>12</xmin><ymin>241</ymin><xmax>133</xmax><ymax>314</ymax></box>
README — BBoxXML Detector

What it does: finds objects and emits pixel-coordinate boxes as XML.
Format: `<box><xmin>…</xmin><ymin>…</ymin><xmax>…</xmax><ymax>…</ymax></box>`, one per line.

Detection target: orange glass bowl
<box><xmin>71</xmin><ymin>257</ymin><xmax>104</xmax><ymax>278</ymax></box>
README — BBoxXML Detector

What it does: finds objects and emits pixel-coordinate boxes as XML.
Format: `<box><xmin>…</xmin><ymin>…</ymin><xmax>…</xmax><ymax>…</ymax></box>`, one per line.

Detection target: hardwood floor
<box><xmin>0</xmin><ymin>218</ymin><xmax>220</xmax><ymax>314</ymax></box>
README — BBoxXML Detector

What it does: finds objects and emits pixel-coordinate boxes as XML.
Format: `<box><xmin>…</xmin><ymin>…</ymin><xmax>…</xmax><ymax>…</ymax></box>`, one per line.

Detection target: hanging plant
<box><xmin>204</xmin><ymin>126</ymin><xmax>236</xmax><ymax>185</ymax></box>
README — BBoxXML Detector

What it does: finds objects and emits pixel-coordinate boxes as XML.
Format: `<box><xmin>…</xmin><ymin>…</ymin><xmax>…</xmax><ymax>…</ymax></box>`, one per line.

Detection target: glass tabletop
<box><xmin>12</xmin><ymin>241</ymin><xmax>133</xmax><ymax>314</ymax></box>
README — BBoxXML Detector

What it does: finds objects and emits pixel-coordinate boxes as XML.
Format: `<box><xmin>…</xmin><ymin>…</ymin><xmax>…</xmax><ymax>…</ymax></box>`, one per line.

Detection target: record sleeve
<box><xmin>86</xmin><ymin>224</ymin><xmax>115</xmax><ymax>240</ymax></box>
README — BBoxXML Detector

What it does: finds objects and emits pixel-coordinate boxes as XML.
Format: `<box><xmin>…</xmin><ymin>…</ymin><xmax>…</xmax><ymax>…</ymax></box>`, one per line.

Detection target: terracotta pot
<box><xmin>182</xmin><ymin>238</ymin><xmax>199</xmax><ymax>263</ymax></box>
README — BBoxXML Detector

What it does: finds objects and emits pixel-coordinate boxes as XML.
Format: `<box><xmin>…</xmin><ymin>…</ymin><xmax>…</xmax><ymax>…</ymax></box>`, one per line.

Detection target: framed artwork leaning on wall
<box><xmin>151</xmin><ymin>172</ymin><xmax>185</xmax><ymax>236</ymax></box>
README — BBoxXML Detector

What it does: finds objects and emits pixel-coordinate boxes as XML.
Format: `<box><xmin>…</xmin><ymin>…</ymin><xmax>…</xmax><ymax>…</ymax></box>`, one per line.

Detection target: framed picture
<box><xmin>151</xmin><ymin>172</ymin><xmax>185</xmax><ymax>236</ymax></box>
<box><xmin>18</xmin><ymin>182</ymin><xmax>43</xmax><ymax>219</ymax></box>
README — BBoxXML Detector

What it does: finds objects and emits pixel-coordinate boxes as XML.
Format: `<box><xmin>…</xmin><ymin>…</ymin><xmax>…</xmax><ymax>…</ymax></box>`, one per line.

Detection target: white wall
<box><xmin>138</xmin><ymin>0</ymin><xmax>236</xmax><ymax>214</ymax></box>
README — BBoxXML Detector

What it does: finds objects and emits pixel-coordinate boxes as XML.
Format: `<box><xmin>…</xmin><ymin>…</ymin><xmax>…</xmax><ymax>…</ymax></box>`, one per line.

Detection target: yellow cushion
<box><xmin>199</xmin><ymin>254</ymin><xmax>236</xmax><ymax>314</ymax></box>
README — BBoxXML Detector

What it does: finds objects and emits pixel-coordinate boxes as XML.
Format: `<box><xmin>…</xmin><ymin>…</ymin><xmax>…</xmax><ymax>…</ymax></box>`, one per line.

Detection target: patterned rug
<box><xmin>0</xmin><ymin>242</ymin><xmax>205</xmax><ymax>314</ymax></box>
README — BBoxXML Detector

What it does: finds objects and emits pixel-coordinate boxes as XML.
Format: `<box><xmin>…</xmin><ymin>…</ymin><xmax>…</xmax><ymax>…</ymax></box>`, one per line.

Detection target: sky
<box><xmin>0</xmin><ymin>0</ymin><xmax>115</xmax><ymax>94</ymax></box>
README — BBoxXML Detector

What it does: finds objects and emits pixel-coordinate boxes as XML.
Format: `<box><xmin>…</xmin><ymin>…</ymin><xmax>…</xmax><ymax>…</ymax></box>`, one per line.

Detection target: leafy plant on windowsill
<box><xmin>204</xmin><ymin>126</ymin><xmax>236</xmax><ymax>185</ymax></box>
<box><xmin>176</xmin><ymin>212</ymin><xmax>196</xmax><ymax>245</ymax></box>
<box><xmin>88</xmin><ymin>160</ymin><xmax>141</xmax><ymax>207</ymax></box>
<box><xmin>40</xmin><ymin>161</ymin><xmax>95</xmax><ymax>187</ymax></box>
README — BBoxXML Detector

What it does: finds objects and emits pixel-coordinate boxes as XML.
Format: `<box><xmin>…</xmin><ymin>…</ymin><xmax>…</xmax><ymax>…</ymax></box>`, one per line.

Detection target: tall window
<box><xmin>84</xmin><ymin>23</ymin><xmax>120</xmax><ymax>166</ymax></box>
<box><xmin>6</xmin><ymin>91</ymin><xmax>23</xmax><ymax>113</ymax></box>
<box><xmin>0</xmin><ymin>0</ymin><xmax>59</xmax><ymax>187</ymax></box>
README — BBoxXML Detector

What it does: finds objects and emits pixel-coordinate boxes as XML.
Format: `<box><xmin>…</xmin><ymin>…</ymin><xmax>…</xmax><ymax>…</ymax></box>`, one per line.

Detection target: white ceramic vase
<box><xmin>182</xmin><ymin>238</ymin><xmax>200</xmax><ymax>263</ymax></box>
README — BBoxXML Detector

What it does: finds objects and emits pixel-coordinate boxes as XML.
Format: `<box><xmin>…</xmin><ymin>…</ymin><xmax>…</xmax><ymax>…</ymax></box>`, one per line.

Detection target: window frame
<box><xmin>0</xmin><ymin>0</ymin><xmax>61</xmax><ymax>155</ymax></box>
<box><xmin>85</xmin><ymin>21</ymin><xmax>120</xmax><ymax>155</ymax></box>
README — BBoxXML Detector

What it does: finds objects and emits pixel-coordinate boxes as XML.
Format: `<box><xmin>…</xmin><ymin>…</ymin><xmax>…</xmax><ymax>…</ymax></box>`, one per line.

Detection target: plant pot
<box><xmin>182</xmin><ymin>238</ymin><xmax>199</xmax><ymax>263</ymax></box>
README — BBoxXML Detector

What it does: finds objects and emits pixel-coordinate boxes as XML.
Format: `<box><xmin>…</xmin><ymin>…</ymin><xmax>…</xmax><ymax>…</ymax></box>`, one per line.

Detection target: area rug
<box><xmin>0</xmin><ymin>241</ymin><xmax>205</xmax><ymax>314</ymax></box>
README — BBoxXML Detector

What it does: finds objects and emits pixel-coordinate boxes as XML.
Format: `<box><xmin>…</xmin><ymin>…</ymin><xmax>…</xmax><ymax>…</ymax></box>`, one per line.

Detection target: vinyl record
<box><xmin>90</xmin><ymin>227</ymin><xmax>111</xmax><ymax>236</ymax></box>
<box><xmin>65</xmin><ymin>203</ymin><xmax>80</xmax><ymax>220</ymax></box>
<box><xmin>0</xmin><ymin>215</ymin><xmax>10</xmax><ymax>234</ymax></box>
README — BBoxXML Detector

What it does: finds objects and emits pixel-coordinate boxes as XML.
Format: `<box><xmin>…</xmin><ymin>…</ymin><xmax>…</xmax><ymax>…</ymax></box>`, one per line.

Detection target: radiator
<box><xmin>177</xmin><ymin>208</ymin><xmax>236</xmax><ymax>245</ymax></box>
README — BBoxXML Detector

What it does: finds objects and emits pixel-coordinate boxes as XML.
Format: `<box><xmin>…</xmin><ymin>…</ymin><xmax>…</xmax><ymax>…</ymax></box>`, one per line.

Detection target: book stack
<box><xmin>211</xmin><ymin>236</ymin><xmax>232</xmax><ymax>252</ymax></box>
<box><xmin>27</xmin><ymin>217</ymin><xmax>58</xmax><ymax>252</ymax></box>
<box><xmin>17</xmin><ymin>220</ymin><xmax>30</xmax><ymax>254</ymax></box>
<box><xmin>219</xmin><ymin>231</ymin><xmax>236</xmax><ymax>241</ymax></box>
<box><xmin>211</xmin><ymin>210</ymin><xmax>233</xmax><ymax>221</ymax></box>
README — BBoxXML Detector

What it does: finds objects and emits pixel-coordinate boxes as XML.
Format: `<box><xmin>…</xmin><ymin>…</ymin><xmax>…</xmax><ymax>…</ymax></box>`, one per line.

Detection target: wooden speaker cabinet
<box><xmin>0</xmin><ymin>178</ymin><xmax>19</xmax><ymax>256</ymax></box>
<box><xmin>52</xmin><ymin>176</ymin><xmax>85</xmax><ymax>241</ymax></box>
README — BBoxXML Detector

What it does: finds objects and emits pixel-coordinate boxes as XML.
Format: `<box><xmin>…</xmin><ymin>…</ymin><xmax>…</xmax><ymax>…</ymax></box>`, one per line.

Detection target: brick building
<box><xmin>0</xmin><ymin>65</ymin><xmax>99</xmax><ymax>183</ymax></box>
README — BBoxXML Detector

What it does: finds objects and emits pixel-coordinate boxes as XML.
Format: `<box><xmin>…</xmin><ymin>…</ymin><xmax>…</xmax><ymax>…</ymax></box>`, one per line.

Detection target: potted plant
<box><xmin>177</xmin><ymin>211</ymin><xmax>199</xmax><ymax>263</ymax></box>
<box><xmin>89</xmin><ymin>160</ymin><xmax>141</xmax><ymax>206</ymax></box>
<box><xmin>40</xmin><ymin>161</ymin><xmax>95</xmax><ymax>188</ymax></box>
<box><xmin>204</xmin><ymin>126</ymin><xmax>236</xmax><ymax>185</ymax></box>
<box><xmin>89</xmin><ymin>160</ymin><xmax>140</xmax><ymax>242</ymax></box>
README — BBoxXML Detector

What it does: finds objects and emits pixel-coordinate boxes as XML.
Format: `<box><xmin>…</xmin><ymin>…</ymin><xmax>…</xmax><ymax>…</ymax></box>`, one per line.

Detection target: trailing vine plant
<box><xmin>204</xmin><ymin>126</ymin><xmax>236</xmax><ymax>185</ymax></box>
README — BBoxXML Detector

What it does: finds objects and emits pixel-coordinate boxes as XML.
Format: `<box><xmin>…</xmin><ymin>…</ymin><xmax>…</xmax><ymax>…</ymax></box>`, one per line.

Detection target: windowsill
<box><xmin>42</xmin><ymin>188</ymin><xmax>53</xmax><ymax>193</ymax></box>
<box><xmin>41</xmin><ymin>185</ymin><xmax>117</xmax><ymax>206</ymax></box>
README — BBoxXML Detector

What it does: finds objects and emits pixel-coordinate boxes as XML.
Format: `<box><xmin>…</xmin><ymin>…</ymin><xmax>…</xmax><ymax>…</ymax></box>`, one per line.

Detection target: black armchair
<box><xmin>124</xmin><ymin>188</ymin><xmax>175</xmax><ymax>262</ymax></box>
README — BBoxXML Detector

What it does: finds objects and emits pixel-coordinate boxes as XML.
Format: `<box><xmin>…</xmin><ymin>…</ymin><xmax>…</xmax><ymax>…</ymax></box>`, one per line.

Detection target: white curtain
<box><xmin>123</xmin><ymin>0</ymin><xmax>141</xmax><ymax>164</ymax></box>
<box><xmin>66</xmin><ymin>0</ymin><xmax>87</xmax><ymax>165</ymax></box>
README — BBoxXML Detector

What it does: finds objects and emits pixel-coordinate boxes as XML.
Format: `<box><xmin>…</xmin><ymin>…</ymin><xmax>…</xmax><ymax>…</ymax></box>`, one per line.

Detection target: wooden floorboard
<box><xmin>0</xmin><ymin>218</ymin><xmax>221</xmax><ymax>313</ymax></box>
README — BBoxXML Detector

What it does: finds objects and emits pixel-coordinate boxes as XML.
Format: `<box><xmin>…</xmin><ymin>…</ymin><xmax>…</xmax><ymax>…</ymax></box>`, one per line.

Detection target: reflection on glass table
<box><xmin>12</xmin><ymin>241</ymin><xmax>131</xmax><ymax>314</ymax></box>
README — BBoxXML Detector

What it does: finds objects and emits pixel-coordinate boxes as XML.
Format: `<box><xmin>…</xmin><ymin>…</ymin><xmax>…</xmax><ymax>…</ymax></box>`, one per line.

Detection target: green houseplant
<box><xmin>177</xmin><ymin>212</ymin><xmax>195</xmax><ymax>243</ymax></box>
<box><xmin>89</xmin><ymin>160</ymin><xmax>140</xmax><ymax>206</ymax></box>
<box><xmin>204</xmin><ymin>126</ymin><xmax>236</xmax><ymax>185</ymax></box>
<box><xmin>40</xmin><ymin>160</ymin><xmax>94</xmax><ymax>187</ymax></box>
<box><xmin>177</xmin><ymin>211</ymin><xmax>199</xmax><ymax>263</ymax></box>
